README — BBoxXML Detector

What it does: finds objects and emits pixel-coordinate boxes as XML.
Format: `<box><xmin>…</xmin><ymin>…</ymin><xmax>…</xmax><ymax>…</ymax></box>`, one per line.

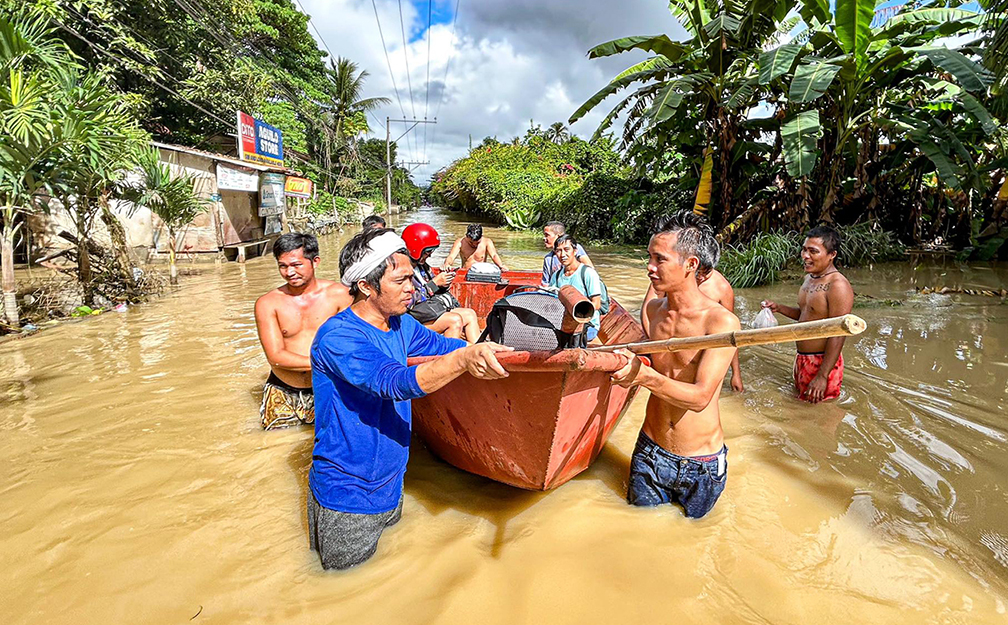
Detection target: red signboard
<box><xmin>237</xmin><ymin>111</ymin><xmax>257</xmax><ymax>160</ymax></box>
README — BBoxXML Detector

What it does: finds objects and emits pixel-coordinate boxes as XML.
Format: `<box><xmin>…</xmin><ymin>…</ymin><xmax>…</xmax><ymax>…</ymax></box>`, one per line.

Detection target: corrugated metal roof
<box><xmin>151</xmin><ymin>141</ymin><xmax>295</xmax><ymax>174</ymax></box>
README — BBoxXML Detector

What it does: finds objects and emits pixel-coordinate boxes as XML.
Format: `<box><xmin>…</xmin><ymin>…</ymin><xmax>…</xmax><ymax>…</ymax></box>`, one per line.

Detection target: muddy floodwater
<box><xmin>3</xmin><ymin>207</ymin><xmax>1008</xmax><ymax>624</ymax></box>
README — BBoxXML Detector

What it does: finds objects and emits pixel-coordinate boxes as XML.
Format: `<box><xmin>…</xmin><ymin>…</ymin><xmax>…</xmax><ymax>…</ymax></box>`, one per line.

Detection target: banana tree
<box><xmin>570</xmin><ymin>0</ymin><xmax>800</xmax><ymax>228</ymax></box>
<box><xmin>761</xmin><ymin>0</ymin><xmax>993</xmax><ymax>222</ymax></box>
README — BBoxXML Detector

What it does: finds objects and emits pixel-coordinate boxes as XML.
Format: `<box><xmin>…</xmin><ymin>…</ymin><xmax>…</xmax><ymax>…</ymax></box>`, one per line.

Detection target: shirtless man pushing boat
<box><xmin>612</xmin><ymin>212</ymin><xmax>739</xmax><ymax>518</ymax></box>
<box><xmin>761</xmin><ymin>225</ymin><xmax>853</xmax><ymax>403</ymax></box>
<box><xmin>254</xmin><ymin>233</ymin><xmax>352</xmax><ymax>429</ymax></box>
<box><xmin>641</xmin><ymin>232</ymin><xmax>744</xmax><ymax>391</ymax></box>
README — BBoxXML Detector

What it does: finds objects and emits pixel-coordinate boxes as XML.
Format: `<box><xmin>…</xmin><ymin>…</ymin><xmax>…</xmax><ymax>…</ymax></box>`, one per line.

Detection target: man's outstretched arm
<box><xmin>441</xmin><ymin>238</ymin><xmax>463</xmax><ymax>269</ymax></box>
<box><xmin>487</xmin><ymin>240</ymin><xmax>508</xmax><ymax>271</ymax></box>
<box><xmin>612</xmin><ymin>315</ymin><xmax>740</xmax><ymax>411</ymax></box>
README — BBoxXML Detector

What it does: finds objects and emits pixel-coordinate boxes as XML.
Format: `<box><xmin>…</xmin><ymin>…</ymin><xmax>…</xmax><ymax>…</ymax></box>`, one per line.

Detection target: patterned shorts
<box><xmin>793</xmin><ymin>352</ymin><xmax>844</xmax><ymax>402</ymax></box>
<box><xmin>260</xmin><ymin>372</ymin><xmax>314</xmax><ymax>430</ymax></box>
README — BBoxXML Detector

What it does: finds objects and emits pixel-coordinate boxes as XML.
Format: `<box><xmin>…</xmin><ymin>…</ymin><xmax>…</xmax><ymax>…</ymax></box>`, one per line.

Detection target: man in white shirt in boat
<box><xmin>254</xmin><ymin>233</ymin><xmax>353</xmax><ymax>430</ymax></box>
<box><xmin>611</xmin><ymin>211</ymin><xmax>739</xmax><ymax>518</ymax></box>
<box><xmin>641</xmin><ymin>233</ymin><xmax>744</xmax><ymax>392</ymax></box>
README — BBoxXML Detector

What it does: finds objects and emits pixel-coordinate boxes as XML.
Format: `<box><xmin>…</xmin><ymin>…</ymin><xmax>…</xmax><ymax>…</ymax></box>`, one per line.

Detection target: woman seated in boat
<box><xmin>547</xmin><ymin>234</ymin><xmax>608</xmax><ymax>345</ymax></box>
<box><xmin>402</xmin><ymin>222</ymin><xmax>481</xmax><ymax>343</ymax></box>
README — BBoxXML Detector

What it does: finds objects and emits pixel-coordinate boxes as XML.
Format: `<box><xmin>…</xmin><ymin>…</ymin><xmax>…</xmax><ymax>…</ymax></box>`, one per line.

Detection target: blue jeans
<box><xmin>627</xmin><ymin>431</ymin><xmax>728</xmax><ymax>519</ymax></box>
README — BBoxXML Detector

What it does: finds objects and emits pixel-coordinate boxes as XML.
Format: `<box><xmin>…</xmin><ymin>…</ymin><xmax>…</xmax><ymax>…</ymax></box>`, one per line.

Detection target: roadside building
<box><xmin>27</xmin><ymin>141</ymin><xmax>306</xmax><ymax>264</ymax></box>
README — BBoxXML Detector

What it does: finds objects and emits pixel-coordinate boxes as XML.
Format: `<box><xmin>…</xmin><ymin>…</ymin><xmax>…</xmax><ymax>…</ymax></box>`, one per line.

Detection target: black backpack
<box><xmin>477</xmin><ymin>290</ymin><xmax>586</xmax><ymax>351</ymax></box>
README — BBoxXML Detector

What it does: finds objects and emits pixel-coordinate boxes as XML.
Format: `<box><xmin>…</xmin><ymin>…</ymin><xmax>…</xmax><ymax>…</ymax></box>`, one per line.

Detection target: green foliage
<box><xmin>431</xmin><ymin>133</ymin><xmax>623</xmax><ymax>230</ymax></box>
<box><xmin>720</xmin><ymin>224</ymin><xmax>907</xmax><ymax>288</ymax></box>
<box><xmin>841</xmin><ymin>222</ymin><xmax>906</xmax><ymax>266</ymax></box>
<box><xmin>720</xmin><ymin>231</ymin><xmax>801</xmax><ymax>289</ymax></box>
<box><xmin>127</xmin><ymin>148</ymin><xmax>210</xmax><ymax>233</ymax></box>
<box><xmin>572</xmin><ymin>0</ymin><xmax>1006</xmax><ymax>250</ymax></box>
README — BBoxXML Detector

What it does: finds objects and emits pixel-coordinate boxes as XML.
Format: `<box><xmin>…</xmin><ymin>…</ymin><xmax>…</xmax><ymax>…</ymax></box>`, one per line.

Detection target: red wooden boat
<box><xmin>407</xmin><ymin>269</ymin><xmax>646</xmax><ymax>491</ymax></box>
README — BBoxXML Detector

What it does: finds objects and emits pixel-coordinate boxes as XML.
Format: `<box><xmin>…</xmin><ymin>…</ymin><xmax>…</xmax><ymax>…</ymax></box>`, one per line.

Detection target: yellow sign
<box><xmin>284</xmin><ymin>176</ymin><xmax>313</xmax><ymax>198</ymax></box>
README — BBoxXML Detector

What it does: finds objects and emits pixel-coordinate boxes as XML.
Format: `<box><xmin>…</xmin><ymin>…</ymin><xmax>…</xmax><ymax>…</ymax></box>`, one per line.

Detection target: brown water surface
<box><xmin>2</xmin><ymin>207</ymin><xmax>1007</xmax><ymax>623</ymax></box>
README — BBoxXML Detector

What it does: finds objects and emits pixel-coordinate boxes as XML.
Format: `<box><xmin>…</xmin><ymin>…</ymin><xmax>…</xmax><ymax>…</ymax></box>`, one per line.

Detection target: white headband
<box><xmin>341</xmin><ymin>231</ymin><xmax>409</xmax><ymax>287</ymax></box>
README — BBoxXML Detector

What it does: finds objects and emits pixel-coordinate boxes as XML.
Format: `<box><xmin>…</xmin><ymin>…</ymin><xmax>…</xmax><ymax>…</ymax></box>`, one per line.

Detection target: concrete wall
<box><xmin>28</xmin><ymin>147</ymin><xmax>271</xmax><ymax>261</ymax></box>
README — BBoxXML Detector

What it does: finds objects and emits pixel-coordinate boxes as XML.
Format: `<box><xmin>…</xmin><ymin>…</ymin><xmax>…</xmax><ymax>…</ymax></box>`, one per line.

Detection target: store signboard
<box><xmin>237</xmin><ymin>111</ymin><xmax>284</xmax><ymax>166</ymax></box>
<box><xmin>258</xmin><ymin>172</ymin><xmax>286</xmax><ymax>216</ymax></box>
<box><xmin>216</xmin><ymin>163</ymin><xmax>258</xmax><ymax>192</ymax></box>
<box><xmin>284</xmin><ymin>176</ymin><xmax>313</xmax><ymax>198</ymax></box>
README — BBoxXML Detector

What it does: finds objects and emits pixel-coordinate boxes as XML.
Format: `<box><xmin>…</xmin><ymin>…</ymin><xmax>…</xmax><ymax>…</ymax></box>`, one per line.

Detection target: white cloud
<box><xmin>301</xmin><ymin>0</ymin><xmax>686</xmax><ymax>183</ymax></box>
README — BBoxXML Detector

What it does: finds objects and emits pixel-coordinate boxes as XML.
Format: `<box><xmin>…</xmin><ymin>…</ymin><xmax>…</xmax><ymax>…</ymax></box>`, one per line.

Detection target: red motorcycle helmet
<box><xmin>402</xmin><ymin>222</ymin><xmax>441</xmax><ymax>260</ymax></box>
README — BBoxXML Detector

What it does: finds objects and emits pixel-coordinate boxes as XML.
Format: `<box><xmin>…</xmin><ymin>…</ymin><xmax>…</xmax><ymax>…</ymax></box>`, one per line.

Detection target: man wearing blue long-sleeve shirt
<box><xmin>308</xmin><ymin>227</ymin><xmax>512</xmax><ymax>570</ymax></box>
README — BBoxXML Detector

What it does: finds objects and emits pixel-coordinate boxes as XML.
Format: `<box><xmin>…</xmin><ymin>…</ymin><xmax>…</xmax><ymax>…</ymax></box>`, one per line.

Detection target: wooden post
<box><xmin>590</xmin><ymin>314</ymin><xmax>867</xmax><ymax>356</ymax></box>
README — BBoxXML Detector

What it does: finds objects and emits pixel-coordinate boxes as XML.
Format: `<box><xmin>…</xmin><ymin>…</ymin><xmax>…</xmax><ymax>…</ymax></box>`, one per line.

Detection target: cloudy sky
<box><xmin>300</xmin><ymin>0</ymin><xmax>687</xmax><ymax>184</ymax></box>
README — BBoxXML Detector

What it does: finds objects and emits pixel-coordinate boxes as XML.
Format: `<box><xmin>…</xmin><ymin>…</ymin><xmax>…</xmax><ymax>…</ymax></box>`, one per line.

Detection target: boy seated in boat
<box><xmin>546</xmin><ymin>233</ymin><xmax>606</xmax><ymax>344</ymax></box>
<box><xmin>254</xmin><ymin>233</ymin><xmax>352</xmax><ymax>430</ymax></box>
<box><xmin>402</xmin><ymin>222</ymin><xmax>481</xmax><ymax>343</ymax></box>
<box><xmin>641</xmin><ymin>234</ymin><xmax>744</xmax><ymax>392</ymax></box>
<box><xmin>308</xmin><ymin>227</ymin><xmax>512</xmax><ymax>570</ymax></box>
<box><xmin>441</xmin><ymin>224</ymin><xmax>509</xmax><ymax>271</ymax></box>
<box><xmin>541</xmin><ymin>220</ymin><xmax>593</xmax><ymax>286</ymax></box>
<box><xmin>761</xmin><ymin>225</ymin><xmax>853</xmax><ymax>403</ymax></box>
<box><xmin>612</xmin><ymin>212</ymin><xmax>739</xmax><ymax>519</ymax></box>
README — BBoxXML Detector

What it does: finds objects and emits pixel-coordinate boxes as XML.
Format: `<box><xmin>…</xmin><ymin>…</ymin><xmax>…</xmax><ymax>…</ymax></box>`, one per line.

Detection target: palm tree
<box><xmin>0</xmin><ymin>15</ymin><xmax>72</xmax><ymax>327</ymax></box>
<box><xmin>316</xmin><ymin>57</ymin><xmax>390</xmax><ymax>184</ymax></box>
<box><xmin>125</xmin><ymin>149</ymin><xmax>210</xmax><ymax>285</ymax></box>
<box><xmin>570</xmin><ymin>0</ymin><xmax>797</xmax><ymax>228</ymax></box>
<box><xmin>544</xmin><ymin>122</ymin><xmax>570</xmax><ymax>144</ymax></box>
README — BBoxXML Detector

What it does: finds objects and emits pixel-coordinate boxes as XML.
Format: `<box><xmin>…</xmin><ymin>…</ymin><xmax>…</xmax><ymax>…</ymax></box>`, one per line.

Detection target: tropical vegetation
<box><xmin>0</xmin><ymin>1</ymin><xmax>417</xmax><ymax>330</ymax></box>
<box><xmin>572</xmin><ymin>0</ymin><xmax>1006</xmax><ymax>255</ymax></box>
<box><xmin>435</xmin><ymin>0</ymin><xmax>1007</xmax><ymax>271</ymax></box>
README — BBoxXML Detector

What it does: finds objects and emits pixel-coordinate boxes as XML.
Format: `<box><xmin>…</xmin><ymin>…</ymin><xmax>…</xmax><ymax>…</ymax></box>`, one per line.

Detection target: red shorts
<box><xmin>793</xmin><ymin>352</ymin><xmax>844</xmax><ymax>402</ymax></box>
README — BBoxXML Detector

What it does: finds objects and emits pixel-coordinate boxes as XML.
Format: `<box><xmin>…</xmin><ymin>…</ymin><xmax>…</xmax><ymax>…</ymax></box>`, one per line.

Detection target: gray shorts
<box><xmin>307</xmin><ymin>491</ymin><xmax>404</xmax><ymax>570</ymax></box>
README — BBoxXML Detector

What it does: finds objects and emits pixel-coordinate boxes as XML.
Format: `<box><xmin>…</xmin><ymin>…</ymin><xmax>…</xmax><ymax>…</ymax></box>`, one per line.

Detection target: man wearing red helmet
<box><xmin>402</xmin><ymin>223</ymin><xmax>481</xmax><ymax>343</ymax></box>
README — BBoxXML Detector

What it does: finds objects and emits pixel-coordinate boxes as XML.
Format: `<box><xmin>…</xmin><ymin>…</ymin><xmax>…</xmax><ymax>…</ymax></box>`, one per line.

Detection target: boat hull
<box><xmin>408</xmin><ymin>270</ymin><xmax>646</xmax><ymax>490</ymax></box>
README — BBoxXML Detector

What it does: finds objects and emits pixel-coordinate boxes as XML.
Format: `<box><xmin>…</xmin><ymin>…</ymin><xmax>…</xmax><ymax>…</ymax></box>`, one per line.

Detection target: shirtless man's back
<box><xmin>698</xmin><ymin>269</ymin><xmax>743</xmax><ymax>392</ymax></box>
<box><xmin>442</xmin><ymin>223</ymin><xmax>509</xmax><ymax>271</ymax></box>
<box><xmin>613</xmin><ymin>213</ymin><xmax>739</xmax><ymax>518</ymax></box>
<box><xmin>254</xmin><ymin>233</ymin><xmax>352</xmax><ymax>429</ymax></box>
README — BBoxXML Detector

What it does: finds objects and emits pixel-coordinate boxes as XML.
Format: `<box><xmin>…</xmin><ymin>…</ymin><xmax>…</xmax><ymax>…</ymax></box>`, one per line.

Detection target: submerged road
<box><xmin>2</xmin><ymin>206</ymin><xmax>1007</xmax><ymax>623</ymax></box>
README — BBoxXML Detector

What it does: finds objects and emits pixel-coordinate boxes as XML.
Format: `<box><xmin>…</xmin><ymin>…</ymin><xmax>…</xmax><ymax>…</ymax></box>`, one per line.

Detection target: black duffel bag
<box><xmin>477</xmin><ymin>290</ymin><xmax>586</xmax><ymax>351</ymax></box>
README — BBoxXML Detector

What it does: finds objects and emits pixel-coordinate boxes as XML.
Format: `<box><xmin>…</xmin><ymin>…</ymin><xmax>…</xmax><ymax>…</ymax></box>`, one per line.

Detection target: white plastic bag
<box><xmin>752</xmin><ymin>306</ymin><xmax>778</xmax><ymax>329</ymax></box>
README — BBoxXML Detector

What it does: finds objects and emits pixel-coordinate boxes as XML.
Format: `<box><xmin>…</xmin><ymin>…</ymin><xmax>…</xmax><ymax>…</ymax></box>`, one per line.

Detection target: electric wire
<box><xmin>434</xmin><ymin>0</ymin><xmax>461</xmax><ymax>121</ymax></box>
<box><xmin>51</xmin><ymin>16</ymin><xmax>235</xmax><ymax>129</ymax></box>
<box><xmin>370</xmin><ymin>0</ymin><xmax>410</xmax><ymax>134</ymax></box>
<box><xmin>422</xmin><ymin>0</ymin><xmax>432</xmax><ymax>164</ymax></box>
<box><xmin>397</xmin><ymin>0</ymin><xmax>417</xmax><ymax>165</ymax></box>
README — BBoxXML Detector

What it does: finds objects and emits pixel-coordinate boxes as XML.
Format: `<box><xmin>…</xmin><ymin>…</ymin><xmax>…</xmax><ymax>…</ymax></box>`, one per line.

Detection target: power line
<box><xmin>370</xmin><ymin>0</ymin><xmax>410</xmax><ymax>130</ymax></box>
<box><xmin>434</xmin><ymin>0</ymin><xmax>461</xmax><ymax>121</ymax></box>
<box><xmin>397</xmin><ymin>0</ymin><xmax>417</xmax><ymax>164</ymax></box>
<box><xmin>423</xmin><ymin>0</ymin><xmax>432</xmax><ymax>163</ymax></box>
<box><xmin>51</xmin><ymin>17</ymin><xmax>236</xmax><ymax>129</ymax></box>
<box><xmin>293</xmin><ymin>0</ymin><xmax>337</xmax><ymax>63</ymax></box>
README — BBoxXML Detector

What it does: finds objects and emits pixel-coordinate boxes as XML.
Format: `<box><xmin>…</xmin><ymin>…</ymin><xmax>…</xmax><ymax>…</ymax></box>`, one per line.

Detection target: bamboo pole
<box><xmin>590</xmin><ymin>314</ymin><xmax>867</xmax><ymax>355</ymax></box>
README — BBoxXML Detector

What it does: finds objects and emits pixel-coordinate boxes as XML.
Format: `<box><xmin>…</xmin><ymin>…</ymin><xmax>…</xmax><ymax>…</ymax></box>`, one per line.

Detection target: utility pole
<box><xmin>385</xmin><ymin>116</ymin><xmax>392</xmax><ymax>211</ymax></box>
<box><xmin>385</xmin><ymin>118</ymin><xmax>436</xmax><ymax>210</ymax></box>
